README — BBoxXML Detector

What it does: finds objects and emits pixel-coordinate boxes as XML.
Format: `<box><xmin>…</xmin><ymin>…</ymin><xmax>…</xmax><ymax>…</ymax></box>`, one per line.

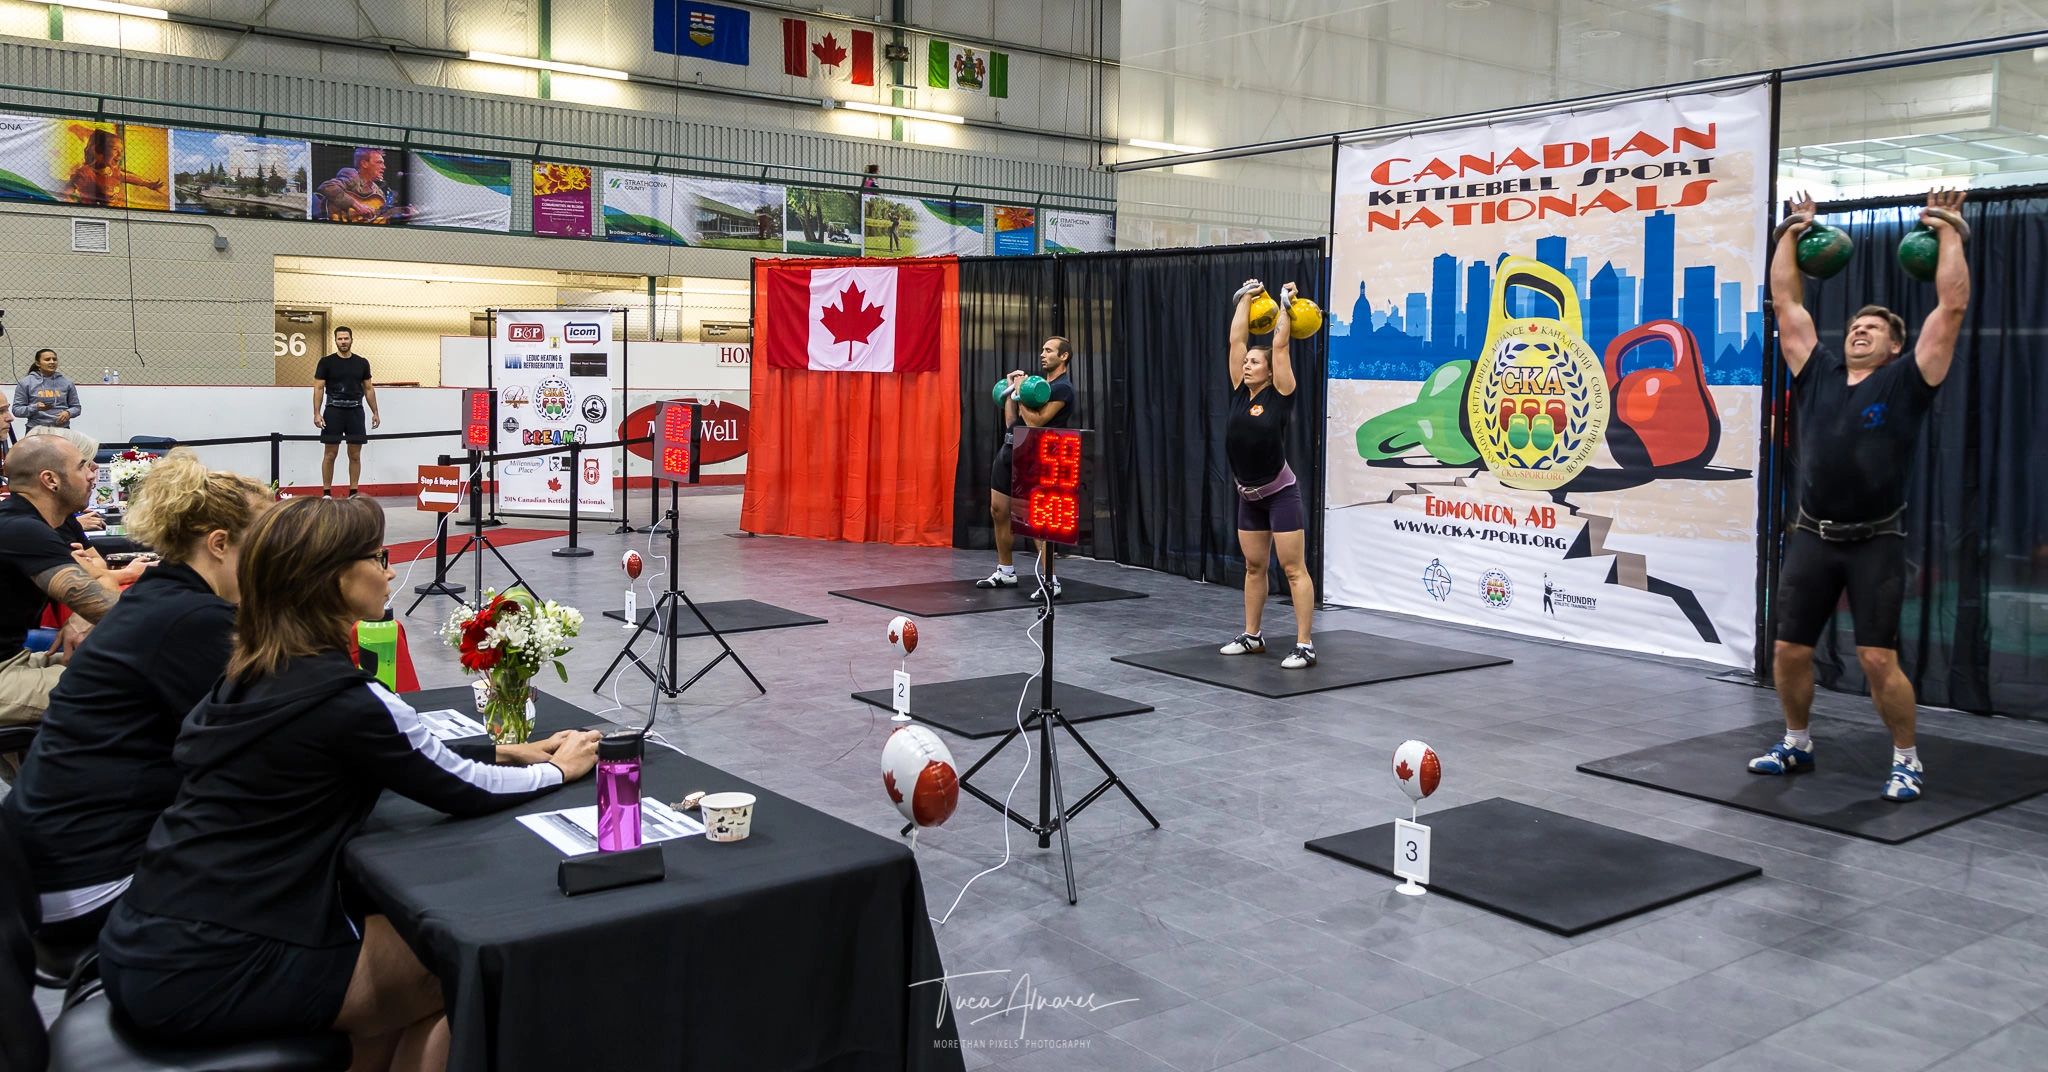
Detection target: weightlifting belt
<box><xmin>1795</xmin><ymin>505</ymin><xmax>1905</xmax><ymax>542</ymax></box>
<box><xmin>1236</xmin><ymin>461</ymin><xmax>1297</xmax><ymax>502</ymax></box>
<box><xmin>325</xmin><ymin>398</ymin><xmax>363</xmax><ymax>409</ymax></box>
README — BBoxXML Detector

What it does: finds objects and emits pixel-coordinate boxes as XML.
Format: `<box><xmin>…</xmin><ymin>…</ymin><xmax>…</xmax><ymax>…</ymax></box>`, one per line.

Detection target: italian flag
<box><xmin>927</xmin><ymin>40</ymin><xmax>1007</xmax><ymax>97</ymax></box>
<box><xmin>781</xmin><ymin>18</ymin><xmax>875</xmax><ymax>85</ymax></box>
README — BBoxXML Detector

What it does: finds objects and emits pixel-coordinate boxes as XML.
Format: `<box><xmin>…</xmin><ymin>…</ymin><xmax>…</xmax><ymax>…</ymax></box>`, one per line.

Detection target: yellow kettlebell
<box><xmin>1247</xmin><ymin>291</ymin><xmax>1280</xmax><ymax>335</ymax></box>
<box><xmin>1465</xmin><ymin>255</ymin><xmax>1611</xmax><ymax>491</ymax></box>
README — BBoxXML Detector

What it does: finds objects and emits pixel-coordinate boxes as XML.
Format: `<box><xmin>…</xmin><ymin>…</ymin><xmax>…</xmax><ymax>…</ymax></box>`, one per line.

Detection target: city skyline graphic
<box><xmin>1328</xmin><ymin>209</ymin><xmax>1765</xmax><ymax>386</ymax></box>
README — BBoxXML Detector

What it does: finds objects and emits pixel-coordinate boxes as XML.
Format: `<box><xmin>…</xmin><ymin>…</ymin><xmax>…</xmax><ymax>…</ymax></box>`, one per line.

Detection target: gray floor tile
<box><xmin>1373</xmin><ymin>926</ymin><xmax>1541</xmax><ymax>986</ymax></box>
<box><xmin>1106</xmin><ymin>1001</ymin><xmax>1289</xmax><ymax>1072</ymax></box>
<box><xmin>1540</xmin><ymin>939</ymin><xmax>1702</xmax><ymax>997</ymax></box>
<box><xmin>1125</xmin><ymin>940</ymin><xmax>1285</xmax><ymax>1001</ymax></box>
<box><xmin>1644</xmin><ymin>971</ymin><xmax>1829</xmax><ymax>1036</ymax></box>
<box><xmin>1893</xmin><ymin>957</ymin><xmax>2048</xmax><ymax>1021</ymax></box>
<box><xmin>1207</xmin><ymin>976</ymin><xmax>1374</xmax><ymax>1043</ymax></box>
<box><xmin>1692</xmin><ymin>1042</ymin><xmax>1864</xmax><ymax>1072</ymax></box>
<box><xmin>1763</xmin><ymin>1006</ymin><xmax>1960</xmax><ymax>1072</ymax></box>
<box><xmin>1466</xmin><ymin>961</ymin><xmax>1634</xmax><ymax>1026</ymax></box>
<box><xmin>1949</xmin><ymin>935</ymin><xmax>2048</xmax><ymax>987</ymax></box>
<box><xmin>1212</xmin><ymin>1044</ymin><xmax>1349</xmax><ymax>1072</ymax></box>
<box><xmin>1296</xmin><ymin>1014</ymin><xmax>1483</xmax><ymax>1072</ymax></box>
<box><xmin>1382</xmin><ymin>986</ymin><xmax>1556</xmax><ymax>1056</ymax></box>
<box><xmin>1827</xmin><ymin>983</ymin><xmax>2009</xmax><ymax>1051</ymax></box>
<box><xmin>1710</xmin><ymin>948</ymin><xmax>1881</xmax><ymax>1006</ymax></box>
<box><xmin>1284</xmin><ymin>946</ymin><xmax>1460</xmax><ymax>1013</ymax></box>
<box><xmin>1940</xmin><ymin>1021</ymin><xmax>2048</xmax><ymax>1071</ymax></box>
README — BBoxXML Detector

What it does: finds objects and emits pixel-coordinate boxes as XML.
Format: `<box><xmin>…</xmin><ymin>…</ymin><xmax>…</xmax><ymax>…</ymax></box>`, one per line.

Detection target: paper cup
<box><xmin>701</xmin><ymin>792</ymin><xmax>756</xmax><ymax>842</ymax></box>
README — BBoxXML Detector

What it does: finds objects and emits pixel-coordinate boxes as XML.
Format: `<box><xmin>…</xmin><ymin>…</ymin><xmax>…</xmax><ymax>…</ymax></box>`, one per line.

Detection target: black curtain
<box><xmin>953</xmin><ymin>241</ymin><xmax>1329</xmax><ymax>589</ymax></box>
<box><xmin>1770</xmin><ymin>184</ymin><xmax>2048</xmax><ymax>719</ymax></box>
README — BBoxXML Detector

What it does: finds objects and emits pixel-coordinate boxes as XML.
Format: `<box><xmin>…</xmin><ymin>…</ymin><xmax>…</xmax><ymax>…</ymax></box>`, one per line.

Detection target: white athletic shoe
<box><xmin>1220</xmin><ymin>633</ymin><xmax>1266</xmax><ymax>655</ymax></box>
<box><xmin>1032</xmin><ymin>576</ymin><xmax>1062</xmax><ymax>601</ymax></box>
<box><xmin>1281</xmin><ymin>644</ymin><xmax>1317</xmax><ymax>669</ymax></box>
<box><xmin>974</xmin><ymin>569</ymin><xmax>1019</xmax><ymax>589</ymax></box>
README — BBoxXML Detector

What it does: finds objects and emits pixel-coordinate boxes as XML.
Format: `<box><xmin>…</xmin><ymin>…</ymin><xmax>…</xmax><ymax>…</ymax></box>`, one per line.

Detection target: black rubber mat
<box><xmin>599</xmin><ymin>599</ymin><xmax>826</xmax><ymax>638</ymax></box>
<box><xmin>1579</xmin><ymin>716</ymin><xmax>2048</xmax><ymax>844</ymax></box>
<box><xmin>829</xmin><ymin>578</ymin><xmax>1146</xmax><ymax>617</ymax></box>
<box><xmin>1306</xmin><ymin>797</ymin><xmax>1760</xmax><ymax>935</ymax></box>
<box><xmin>851</xmin><ymin>673</ymin><xmax>1154</xmax><ymax>739</ymax></box>
<box><xmin>1111</xmin><ymin>629</ymin><xmax>1510</xmax><ymax>698</ymax></box>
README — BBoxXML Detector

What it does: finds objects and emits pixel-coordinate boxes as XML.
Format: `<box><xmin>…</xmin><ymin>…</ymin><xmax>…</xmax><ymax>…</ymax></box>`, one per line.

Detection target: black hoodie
<box><xmin>118</xmin><ymin>650</ymin><xmax>563</xmax><ymax>949</ymax></box>
<box><xmin>2</xmin><ymin>561</ymin><xmax>233</xmax><ymax>893</ymax></box>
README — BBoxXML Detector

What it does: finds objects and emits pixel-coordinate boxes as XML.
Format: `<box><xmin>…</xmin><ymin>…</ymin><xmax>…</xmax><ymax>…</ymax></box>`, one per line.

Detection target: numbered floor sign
<box><xmin>892</xmin><ymin>669</ymin><xmax>911</xmax><ymax>722</ymax></box>
<box><xmin>1394</xmin><ymin>817</ymin><xmax>1431</xmax><ymax>892</ymax></box>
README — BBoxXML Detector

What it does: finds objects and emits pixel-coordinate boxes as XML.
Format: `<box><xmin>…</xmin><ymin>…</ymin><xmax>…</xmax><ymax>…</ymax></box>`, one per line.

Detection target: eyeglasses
<box><xmin>364</xmin><ymin>548</ymin><xmax>390</xmax><ymax>569</ymax></box>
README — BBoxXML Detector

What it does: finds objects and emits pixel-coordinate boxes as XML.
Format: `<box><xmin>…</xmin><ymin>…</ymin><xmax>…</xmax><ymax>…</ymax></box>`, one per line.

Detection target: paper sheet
<box><xmin>516</xmin><ymin>799</ymin><xmax>705</xmax><ymax>857</ymax></box>
<box><xmin>416</xmin><ymin>707</ymin><xmax>488</xmax><ymax>741</ymax></box>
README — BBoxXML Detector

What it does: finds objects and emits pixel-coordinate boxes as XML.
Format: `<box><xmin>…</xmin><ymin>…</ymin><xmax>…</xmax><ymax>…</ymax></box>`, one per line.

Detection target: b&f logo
<box><xmin>507</xmin><ymin>323</ymin><xmax>545</xmax><ymax>343</ymax></box>
<box><xmin>564</xmin><ymin>323</ymin><xmax>601</xmax><ymax>345</ymax></box>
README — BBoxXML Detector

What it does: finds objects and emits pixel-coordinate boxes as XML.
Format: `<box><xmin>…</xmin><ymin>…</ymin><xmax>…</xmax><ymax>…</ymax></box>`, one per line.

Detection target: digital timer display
<box><xmin>1010</xmin><ymin>427</ymin><xmax>1086</xmax><ymax>545</ymax></box>
<box><xmin>653</xmin><ymin>400</ymin><xmax>697</xmax><ymax>483</ymax></box>
<box><xmin>462</xmin><ymin>388</ymin><xmax>496</xmax><ymax>451</ymax></box>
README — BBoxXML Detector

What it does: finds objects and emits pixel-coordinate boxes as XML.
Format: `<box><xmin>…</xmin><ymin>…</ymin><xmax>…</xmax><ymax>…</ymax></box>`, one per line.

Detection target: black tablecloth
<box><xmin>345</xmin><ymin>688</ymin><xmax>965</xmax><ymax>1072</ymax></box>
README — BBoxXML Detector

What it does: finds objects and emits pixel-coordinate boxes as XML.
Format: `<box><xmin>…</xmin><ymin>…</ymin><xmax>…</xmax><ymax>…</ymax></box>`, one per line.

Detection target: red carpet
<box><xmin>385</xmin><ymin>527</ymin><xmax>561</xmax><ymax>563</ymax></box>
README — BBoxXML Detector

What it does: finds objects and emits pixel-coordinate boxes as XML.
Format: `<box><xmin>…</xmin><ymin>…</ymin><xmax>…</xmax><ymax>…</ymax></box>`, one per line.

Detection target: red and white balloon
<box><xmin>886</xmin><ymin>615</ymin><xmax>919</xmax><ymax>657</ymax></box>
<box><xmin>881</xmin><ymin>724</ymin><xmax>958</xmax><ymax>828</ymax></box>
<box><xmin>621</xmin><ymin>550</ymin><xmax>643</xmax><ymax>579</ymax></box>
<box><xmin>1392</xmin><ymin>740</ymin><xmax>1441</xmax><ymax>802</ymax></box>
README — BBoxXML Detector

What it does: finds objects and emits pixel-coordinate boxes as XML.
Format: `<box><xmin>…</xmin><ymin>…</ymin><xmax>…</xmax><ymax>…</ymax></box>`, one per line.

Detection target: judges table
<box><xmin>346</xmin><ymin>687</ymin><xmax>966</xmax><ymax>1072</ymax></box>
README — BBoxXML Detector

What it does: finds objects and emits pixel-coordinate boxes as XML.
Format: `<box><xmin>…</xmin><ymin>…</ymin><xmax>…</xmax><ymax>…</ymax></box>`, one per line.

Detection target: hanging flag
<box><xmin>781</xmin><ymin>18</ymin><xmax>875</xmax><ymax>85</ymax></box>
<box><xmin>654</xmin><ymin>1</ymin><xmax>751</xmax><ymax>65</ymax></box>
<box><xmin>763</xmin><ymin>261</ymin><xmax>948</xmax><ymax>372</ymax></box>
<box><xmin>926</xmin><ymin>40</ymin><xmax>1007</xmax><ymax>98</ymax></box>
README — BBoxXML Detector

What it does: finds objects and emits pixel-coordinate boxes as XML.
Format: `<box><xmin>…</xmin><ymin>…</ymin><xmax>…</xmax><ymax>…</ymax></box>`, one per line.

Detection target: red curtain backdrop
<box><xmin>742</xmin><ymin>256</ymin><xmax>960</xmax><ymax>545</ymax></box>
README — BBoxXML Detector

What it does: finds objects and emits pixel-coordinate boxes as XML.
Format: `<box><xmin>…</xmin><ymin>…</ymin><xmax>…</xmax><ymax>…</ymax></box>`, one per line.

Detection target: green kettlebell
<box><xmin>1506</xmin><ymin>413</ymin><xmax>1531</xmax><ymax>450</ymax></box>
<box><xmin>1897</xmin><ymin>226</ymin><xmax>1940</xmax><ymax>282</ymax></box>
<box><xmin>1355</xmin><ymin>359</ymin><xmax>1481</xmax><ymax>466</ymax></box>
<box><xmin>1530</xmin><ymin>414</ymin><xmax>1556</xmax><ymax>453</ymax></box>
<box><xmin>1018</xmin><ymin>375</ymin><xmax>1051</xmax><ymax>408</ymax></box>
<box><xmin>1796</xmin><ymin>222</ymin><xmax>1855</xmax><ymax>279</ymax></box>
<box><xmin>992</xmin><ymin>378</ymin><xmax>1015</xmax><ymax>406</ymax></box>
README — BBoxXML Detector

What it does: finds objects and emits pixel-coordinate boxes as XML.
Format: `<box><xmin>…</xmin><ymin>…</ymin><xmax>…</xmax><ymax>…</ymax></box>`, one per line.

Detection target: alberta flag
<box><xmin>654</xmin><ymin>1</ymin><xmax>750</xmax><ymax>65</ymax></box>
<box><xmin>927</xmin><ymin>40</ymin><xmax>1007</xmax><ymax>97</ymax></box>
<box><xmin>763</xmin><ymin>262</ymin><xmax>947</xmax><ymax>373</ymax></box>
<box><xmin>782</xmin><ymin>18</ymin><xmax>875</xmax><ymax>85</ymax></box>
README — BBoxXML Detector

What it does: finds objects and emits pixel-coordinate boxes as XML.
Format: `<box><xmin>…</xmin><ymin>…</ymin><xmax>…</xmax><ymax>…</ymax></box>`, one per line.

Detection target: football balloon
<box><xmin>881</xmin><ymin>725</ymin><xmax>958</xmax><ymax>828</ymax></box>
<box><xmin>1393</xmin><ymin>740</ymin><xmax>1441</xmax><ymax>802</ymax></box>
<box><xmin>621</xmin><ymin>550</ymin><xmax>643</xmax><ymax>579</ymax></box>
<box><xmin>886</xmin><ymin>615</ymin><xmax>919</xmax><ymax>657</ymax></box>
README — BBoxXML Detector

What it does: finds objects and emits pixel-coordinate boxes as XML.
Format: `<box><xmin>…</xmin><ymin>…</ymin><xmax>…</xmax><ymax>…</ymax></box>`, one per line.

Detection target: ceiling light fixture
<box><xmin>1580</xmin><ymin>29</ymin><xmax>1620</xmax><ymax>40</ymax></box>
<box><xmin>830</xmin><ymin>101</ymin><xmax>966</xmax><ymax>125</ymax></box>
<box><xmin>467</xmin><ymin>51</ymin><xmax>629</xmax><ymax>81</ymax></box>
<box><xmin>1448</xmin><ymin>0</ymin><xmax>1490</xmax><ymax>8</ymax></box>
<box><xmin>1128</xmin><ymin>138</ymin><xmax>1213</xmax><ymax>154</ymax></box>
<box><xmin>1694</xmin><ymin>57</ymin><xmax>1731</xmax><ymax>68</ymax></box>
<box><xmin>51</xmin><ymin>0</ymin><xmax>169</xmax><ymax>19</ymax></box>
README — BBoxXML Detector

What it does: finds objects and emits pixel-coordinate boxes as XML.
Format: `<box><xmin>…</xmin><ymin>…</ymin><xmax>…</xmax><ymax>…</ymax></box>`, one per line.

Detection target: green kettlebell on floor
<box><xmin>1796</xmin><ymin>222</ymin><xmax>1855</xmax><ymax>279</ymax></box>
<box><xmin>992</xmin><ymin>378</ymin><xmax>1015</xmax><ymax>406</ymax></box>
<box><xmin>1018</xmin><ymin>375</ymin><xmax>1051</xmax><ymax>408</ymax></box>
<box><xmin>1897</xmin><ymin>226</ymin><xmax>1940</xmax><ymax>282</ymax></box>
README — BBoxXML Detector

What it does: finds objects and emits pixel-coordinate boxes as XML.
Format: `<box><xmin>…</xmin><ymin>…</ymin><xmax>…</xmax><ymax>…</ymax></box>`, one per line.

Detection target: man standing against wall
<box><xmin>313</xmin><ymin>326</ymin><xmax>379</xmax><ymax>498</ymax></box>
<box><xmin>12</xmin><ymin>349</ymin><xmax>81</xmax><ymax>432</ymax></box>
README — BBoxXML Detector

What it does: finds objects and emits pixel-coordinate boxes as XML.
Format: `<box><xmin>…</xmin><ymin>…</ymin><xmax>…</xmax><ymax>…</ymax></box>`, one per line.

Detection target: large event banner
<box><xmin>407</xmin><ymin>151</ymin><xmax>512</xmax><ymax>232</ymax></box>
<box><xmin>493</xmin><ymin>310</ymin><xmax>620</xmax><ymax>518</ymax></box>
<box><xmin>0</xmin><ymin>114</ymin><xmax>170</xmax><ymax>209</ymax></box>
<box><xmin>863</xmin><ymin>194</ymin><xmax>984</xmax><ymax>256</ymax></box>
<box><xmin>601</xmin><ymin>169</ymin><xmax>685</xmax><ymax>244</ymax></box>
<box><xmin>1325</xmin><ymin>82</ymin><xmax>1770</xmax><ymax>667</ymax></box>
<box><xmin>680</xmin><ymin>177</ymin><xmax>787</xmax><ymax>251</ymax></box>
<box><xmin>1043</xmin><ymin>209</ymin><xmax>1115</xmax><ymax>253</ymax></box>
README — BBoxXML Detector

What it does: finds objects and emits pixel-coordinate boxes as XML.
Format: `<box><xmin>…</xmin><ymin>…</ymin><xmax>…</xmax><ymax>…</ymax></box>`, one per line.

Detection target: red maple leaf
<box><xmin>1395</xmin><ymin>760</ymin><xmax>1412</xmax><ymax>781</ymax></box>
<box><xmin>883</xmin><ymin>769</ymin><xmax>903</xmax><ymax>804</ymax></box>
<box><xmin>818</xmin><ymin>281</ymin><xmax>885</xmax><ymax>364</ymax></box>
<box><xmin>812</xmin><ymin>34</ymin><xmax>847</xmax><ymax>69</ymax></box>
<box><xmin>547</xmin><ymin>477</ymin><xmax>562</xmax><ymax>492</ymax></box>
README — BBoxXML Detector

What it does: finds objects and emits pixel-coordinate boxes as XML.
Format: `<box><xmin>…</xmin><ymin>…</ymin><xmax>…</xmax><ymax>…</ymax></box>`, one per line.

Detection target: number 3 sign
<box><xmin>1393</xmin><ymin>817</ymin><xmax>1431</xmax><ymax>895</ymax></box>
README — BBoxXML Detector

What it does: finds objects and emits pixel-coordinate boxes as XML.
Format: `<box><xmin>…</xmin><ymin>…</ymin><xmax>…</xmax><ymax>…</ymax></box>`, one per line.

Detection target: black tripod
<box><xmin>909</xmin><ymin>551</ymin><xmax>1158</xmax><ymax>904</ymax></box>
<box><xmin>593</xmin><ymin>482</ymin><xmax>763</xmax><ymax>699</ymax></box>
<box><xmin>409</xmin><ymin>450</ymin><xmax>535</xmax><ymax>613</ymax></box>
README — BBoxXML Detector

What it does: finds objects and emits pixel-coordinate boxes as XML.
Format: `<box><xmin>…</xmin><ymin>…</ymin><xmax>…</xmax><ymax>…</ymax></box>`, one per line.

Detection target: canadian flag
<box><xmin>782</xmin><ymin>18</ymin><xmax>875</xmax><ymax>85</ymax></box>
<box><xmin>764</xmin><ymin>263</ymin><xmax>945</xmax><ymax>373</ymax></box>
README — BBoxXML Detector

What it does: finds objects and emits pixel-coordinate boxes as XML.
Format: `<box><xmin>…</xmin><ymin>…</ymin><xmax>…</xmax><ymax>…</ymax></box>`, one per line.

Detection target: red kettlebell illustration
<box><xmin>1601</xmin><ymin>320</ymin><xmax>1721</xmax><ymax>470</ymax></box>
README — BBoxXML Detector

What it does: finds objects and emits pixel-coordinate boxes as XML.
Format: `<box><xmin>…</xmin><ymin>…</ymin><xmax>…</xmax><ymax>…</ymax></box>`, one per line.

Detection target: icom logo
<box><xmin>507</xmin><ymin>323</ymin><xmax>545</xmax><ymax>343</ymax></box>
<box><xmin>564</xmin><ymin>323</ymin><xmax>601</xmax><ymax>345</ymax></box>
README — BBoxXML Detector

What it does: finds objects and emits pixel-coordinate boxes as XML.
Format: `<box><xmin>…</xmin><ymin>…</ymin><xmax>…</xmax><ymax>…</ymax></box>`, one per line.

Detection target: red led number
<box><xmin>660</xmin><ymin>446</ymin><xmax>691</xmax><ymax>476</ymax></box>
<box><xmin>1037</xmin><ymin>432</ymin><xmax>1081</xmax><ymax>489</ymax></box>
<box><xmin>1027</xmin><ymin>490</ymin><xmax>1078</xmax><ymax>537</ymax></box>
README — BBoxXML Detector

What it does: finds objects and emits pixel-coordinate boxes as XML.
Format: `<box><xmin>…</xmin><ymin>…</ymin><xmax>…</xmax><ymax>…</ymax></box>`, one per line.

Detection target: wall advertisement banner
<box><xmin>1323</xmin><ymin>82</ymin><xmax>1771</xmax><ymax>667</ymax></box>
<box><xmin>493</xmin><ymin>310</ymin><xmax>620</xmax><ymax>518</ymax></box>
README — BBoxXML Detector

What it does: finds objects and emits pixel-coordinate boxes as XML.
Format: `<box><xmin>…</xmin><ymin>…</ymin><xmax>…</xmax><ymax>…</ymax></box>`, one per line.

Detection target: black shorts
<box><xmin>97</xmin><ymin>902</ymin><xmax>360</xmax><ymax>1043</ymax></box>
<box><xmin>320</xmin><ymin>404</ymin><xmax>367</xmax><ymax>445</ymax></box>
<box><xmin>1236</xmin><ymin>482</ymin><xmax>1305</xmax><ymax>534</ymax></box>
<box><xmin>1773</xmin><ymin>527</ymin><xmax>1908</xmax><ymax>649</ymax></box>
<box><xmin>990</xmin><ymin>443</ymin><xmax>1014</xmax><ymax>498</ymax></box>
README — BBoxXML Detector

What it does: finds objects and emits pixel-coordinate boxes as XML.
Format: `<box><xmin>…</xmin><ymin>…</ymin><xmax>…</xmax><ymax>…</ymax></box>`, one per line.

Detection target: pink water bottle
<box><xmin>595</xmin><ymin>731</ymin><xmax>643</xmax><ymax>852</ymax></box>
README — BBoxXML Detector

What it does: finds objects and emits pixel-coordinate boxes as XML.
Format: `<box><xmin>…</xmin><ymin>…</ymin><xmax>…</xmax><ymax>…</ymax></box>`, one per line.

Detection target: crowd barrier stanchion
<box><xmin>553</xmin><ymin>441</ymin><xmax>594</xmax><ymax>558</ymax></box>
<box><xmin>268</xmin><ymin>432</ymin><xmax>282</xmax><ymax>492</ymax></box>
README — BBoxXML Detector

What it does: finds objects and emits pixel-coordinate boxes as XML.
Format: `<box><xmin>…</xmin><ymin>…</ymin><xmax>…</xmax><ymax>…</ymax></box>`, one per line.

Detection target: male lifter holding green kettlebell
<box><xmin>1749</xmin><ymin>188</ymin><xmax>1970</xmax><ymax>803</ymax></box>
<box><xmin>978</xmin><ymin>337</ymin><xmax>1076</xmax><ymax>598</ymax></box>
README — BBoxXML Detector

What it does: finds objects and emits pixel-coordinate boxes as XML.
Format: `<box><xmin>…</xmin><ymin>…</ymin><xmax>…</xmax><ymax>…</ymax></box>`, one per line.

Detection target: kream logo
<box><xmin>507</xmin><ymin>323</ymin><xmax>545</xmax><ymax>343</ymax></box>
<box><xmin>564</xmin><ymin>322</ymin><xmax>602</xmax><ymax>345</ymax></box>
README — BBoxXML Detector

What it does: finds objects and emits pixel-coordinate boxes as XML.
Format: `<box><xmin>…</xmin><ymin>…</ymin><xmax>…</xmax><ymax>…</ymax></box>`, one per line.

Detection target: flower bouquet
<box><xmin>105</xmin><ymin>449</ymin><xmax>159</xmax><ymax>505</ymax></box>
<box><xmin>443</xmin><ymin>588</ymin><xmax>583</xmax><ymax>744</ymax></box>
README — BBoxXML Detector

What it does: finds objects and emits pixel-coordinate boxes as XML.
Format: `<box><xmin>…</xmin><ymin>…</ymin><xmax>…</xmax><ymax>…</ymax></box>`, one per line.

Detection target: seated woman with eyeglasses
<box><xmin>96</xmin><ymin>496</ymin><xmax>601</xmax><ymax>1072</ymax></box>
<box><xmin>2</xmin><ymin>450</ymin><xmax>270</xmax><ymax>951</ymax></box>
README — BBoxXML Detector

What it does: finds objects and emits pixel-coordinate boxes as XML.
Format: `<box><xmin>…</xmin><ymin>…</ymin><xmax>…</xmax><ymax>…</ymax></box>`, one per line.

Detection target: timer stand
<box><xmin>913</xmin><ymin>427</ymin><xmax>1159</xmax><ymax>905</ymax></box>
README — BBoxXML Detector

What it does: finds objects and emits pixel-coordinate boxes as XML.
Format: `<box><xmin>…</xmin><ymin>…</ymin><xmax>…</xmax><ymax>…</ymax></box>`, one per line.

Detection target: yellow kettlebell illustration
<box><xmin>1465</xmin><ymin>255</ymin><xmax>1611</xmax><ymax>491</ymax></box>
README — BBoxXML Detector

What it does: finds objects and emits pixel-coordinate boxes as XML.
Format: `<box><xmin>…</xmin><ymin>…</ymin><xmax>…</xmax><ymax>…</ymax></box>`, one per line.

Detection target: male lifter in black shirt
<box><xmin>1748</xmin><ymin>189</ymin><xmax>1970</xmax><ymax>802</ymax></box>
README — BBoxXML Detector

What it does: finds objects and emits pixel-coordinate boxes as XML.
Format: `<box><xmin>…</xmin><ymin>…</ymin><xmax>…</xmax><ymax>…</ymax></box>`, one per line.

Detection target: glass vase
<box><xmin>480</xmin><ymin>676</ymin><xmax>536</xmax><ymax>745</ymax></box>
